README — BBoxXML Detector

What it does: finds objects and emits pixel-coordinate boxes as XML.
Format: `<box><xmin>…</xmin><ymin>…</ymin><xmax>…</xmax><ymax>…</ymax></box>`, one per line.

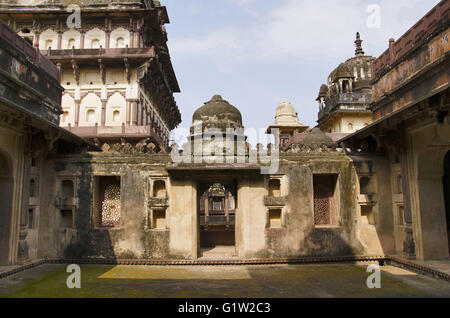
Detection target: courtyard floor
<box><xmin>0</xmin><ymin>263</ymin><xmax>449</xmax><ymax>298</ymax></box>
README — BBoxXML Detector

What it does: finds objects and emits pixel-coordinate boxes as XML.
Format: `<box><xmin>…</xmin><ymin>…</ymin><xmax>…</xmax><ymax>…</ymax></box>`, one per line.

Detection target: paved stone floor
<box><xmin>0</xmin><ymin>263</ymin><xmax>449</xmax><ymax>298</ymax></box>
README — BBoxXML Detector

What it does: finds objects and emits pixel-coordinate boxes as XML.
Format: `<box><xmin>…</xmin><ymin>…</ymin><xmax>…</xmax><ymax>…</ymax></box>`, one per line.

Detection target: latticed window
<box><xmin>313</xmin><ymin>175</ymin><xmax>337</xmax><ymax>225</ymax></box>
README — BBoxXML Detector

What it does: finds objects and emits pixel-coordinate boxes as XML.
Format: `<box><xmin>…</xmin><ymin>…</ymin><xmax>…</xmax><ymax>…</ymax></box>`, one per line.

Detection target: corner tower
<box><xmin>316</xmin><ymin>32</ymin><xmax>374</xmax><ymax>134</ymax></box>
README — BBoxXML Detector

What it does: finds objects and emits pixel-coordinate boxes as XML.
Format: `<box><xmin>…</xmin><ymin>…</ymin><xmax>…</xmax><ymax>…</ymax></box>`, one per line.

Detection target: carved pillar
<box><xmin>75</xmin><ymin>100</ymin><xmax>81</xmax><ymax>126</ymax></box>
<box><xmin>225</xmin><ymin>190</ymin><xmax>229</xmax><ymax>224</ymax></box>
<box><xmin>80</xmin><ymin>31</ymin><xmax>85</xmax><ymax>49</ymax></box>
<box><xmin>101</xmin><ymin>100</ymin><xmax>107</xmax><ymax>126</ymax></box>
<box><xmin>57</xmin><ymin>31</ymin><xmax>62</xmax><ymax>50</ymax></box>
<box><xmin>33</xmin><ymin>31</ymin><xmax>40</xmax><ymax>49</ymax></box>
<box><xmin>105</xmin><ymin>31</ymin><xmax>111</xmax><ymax>49</ymax></box>
<box><xmin>132</xmin><ymin>100</ymin><xmax>138</xmax><ymax>125</ymax></box>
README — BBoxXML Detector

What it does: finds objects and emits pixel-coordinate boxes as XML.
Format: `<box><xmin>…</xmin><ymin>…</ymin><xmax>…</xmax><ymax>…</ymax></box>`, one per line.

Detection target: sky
<box><xmin>162</xmin><ymin>0</ymin><xmax>441</xmax><ymax>145</ymax></box>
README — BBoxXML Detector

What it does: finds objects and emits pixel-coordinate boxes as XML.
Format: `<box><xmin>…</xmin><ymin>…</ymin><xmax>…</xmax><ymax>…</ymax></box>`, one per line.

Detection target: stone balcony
<box><xmin>318</xmin><ymin>92</ymin><xmax>371</xmax><ymax>122</ymax></box>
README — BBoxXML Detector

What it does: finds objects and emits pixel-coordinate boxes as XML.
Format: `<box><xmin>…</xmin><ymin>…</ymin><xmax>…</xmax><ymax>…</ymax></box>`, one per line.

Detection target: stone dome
<box><xmin>303</xmin><ymin>128</ymin><xmax>334</xmax><ymax>147</ymax></box>
<box><xmin>192</xmin><ymin>95</ymin><xmax>243</xmax><ymax>128</ymax></box>
<box><xmin>274</xmin><ymin>101</ymin><xmax>300</xmax><ymax>126</ymax></box>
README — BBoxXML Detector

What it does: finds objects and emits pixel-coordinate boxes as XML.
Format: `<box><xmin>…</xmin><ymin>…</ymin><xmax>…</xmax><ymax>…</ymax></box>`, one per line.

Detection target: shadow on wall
<box><xmin>0</xmin><ymin>149</ymin><xmax>14</xmax><ymax>265</ymax></box>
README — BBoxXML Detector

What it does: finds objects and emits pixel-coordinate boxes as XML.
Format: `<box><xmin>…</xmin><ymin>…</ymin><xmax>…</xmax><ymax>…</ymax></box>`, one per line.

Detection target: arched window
<box><xmin>87</xmin><ymin>109</ymin><xmax>96</xmax><ymax>123</ymax></box>
<box><xmin>45</xmin><ymin>39</ymin><xmax>53</xmax><ymax>50</ymax></box>
<box><xmin>113</xmin><ymin>110</ymin><xmax>120</xmax><ymax>123</ymax></box>
<box><xmin>67</xmin><ymin>38</ymin><xmax>75</xmax><ymax>49</ymax></box>
<box><xmin>116</xmin><ymin>37</ymin><xmax>125</xmax><ymax>48</ymax></box>
<box><xmin>62</xmin><ymin>111</ymin><xmax>69</xmax><ymax>123</ymax></box>
<box><xmin>348</xmin><ymin>123</ymin><xmax>354</xmax><ymax>131</ymax></box>
<box><xmin>91</xmin><ymin>39</ymin><xmax>100</xmax><ymax>48</ymax></box>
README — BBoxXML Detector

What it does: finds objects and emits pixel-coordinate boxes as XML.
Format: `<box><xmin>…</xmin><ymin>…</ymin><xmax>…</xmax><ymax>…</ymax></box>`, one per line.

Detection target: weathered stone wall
<box><xmin>37</xmin><ymin>150</ymin><xmax>394</xmax><ymax>260</ymax></box>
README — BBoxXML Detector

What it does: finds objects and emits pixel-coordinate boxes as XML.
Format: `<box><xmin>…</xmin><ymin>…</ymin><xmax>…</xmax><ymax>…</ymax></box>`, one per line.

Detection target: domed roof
<box><xmin>274</xmin><ymin>101</ymin><xmax>300</xmax><ymax>126</ymax></box>
<box><xmin>303</xmin><ymin>128</ymin><xmax>334</xmax><ymax>147</ymax></box>
<box><xmin>334</xmin><ymin>63</ymin><xmax>353</xmax><ymax>79</ymax></box>
<box><xmin>192</xmin><ymin>95</ymin><xmax>242</xmax><ymax>127</ymax></box>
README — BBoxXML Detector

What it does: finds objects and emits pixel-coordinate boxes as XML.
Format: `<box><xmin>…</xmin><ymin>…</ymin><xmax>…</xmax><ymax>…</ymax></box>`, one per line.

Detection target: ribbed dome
<box><xmin>192</xmin><ymin>95</ymin><xmax>243</xmax><ymax>127</ymax></box>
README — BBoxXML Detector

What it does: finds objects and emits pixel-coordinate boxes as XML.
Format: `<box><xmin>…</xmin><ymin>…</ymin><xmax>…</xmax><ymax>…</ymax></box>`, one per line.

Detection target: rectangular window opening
<box><xmin>313</xmin><ymin>174</ymin><xmax>338</xmax><ymax>226</ymax></box>
<box><xmin>60</xmin><ymin>209</ymin><xmax>74</xmax><ymax>228</ymax></box>
<box><xmin>152</xmin><ymin>209</ymin><xmax>166</xmax><ymax>229</ymax></box>
<box><xmin>94</xmin><ymin>176</ymin><xmax>121</xmax><ymax>228</ymax></box>
<box><xmin>268</xmin><ymin>209</ymin><xmax>282</xmax><ymax>228</ymax></box>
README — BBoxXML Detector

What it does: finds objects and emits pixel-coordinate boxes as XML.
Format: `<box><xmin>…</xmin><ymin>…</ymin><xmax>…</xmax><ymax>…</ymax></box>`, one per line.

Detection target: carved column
<box><xmin>105</xmin><ymin>30</ymin><xmax>111</xmax><ymax>49</ymax></box>
<box><xmin>132</xmin><ymin>100</ymin><xmax>138</xmax><ymax>125</ymax></box>
<box><xmin>225</xmin><ymin>190</ymin><xmax>229</xmax><ymax>224</ymax></box>
<box><xmin>80</xmin><ymin>31</ymin><xmax>85</xmax><ymax>49</ymax></box>
<box><xmin>75</xmin><ymin>100</ymin><xmax>81</xmax><ymax>127</ymax></box>
<box><xmin>57</xmin><ymin>31</ymin><xmax>62</xmax><ymax>50</ymax></box>
<box><xmin>205</xmin><ymin>196</ymin><xmax>209</xmax><ymax>224</ymax></box>
<box><xmin>101</xmin><ymin>100</ymin><xmax>107</xmax><ymax>126</ymax></box>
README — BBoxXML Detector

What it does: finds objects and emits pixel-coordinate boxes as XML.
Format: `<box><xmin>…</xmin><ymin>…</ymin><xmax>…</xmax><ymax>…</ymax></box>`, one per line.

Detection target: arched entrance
<box><xmin>443</xmin><ymin>151</ymin><xmax>450</xmax><ymax>252</ymax></box>
<box><xmin>0</xmin><ymin>150</ymin><xmax>14</xmax><ymax>265</ymax></box>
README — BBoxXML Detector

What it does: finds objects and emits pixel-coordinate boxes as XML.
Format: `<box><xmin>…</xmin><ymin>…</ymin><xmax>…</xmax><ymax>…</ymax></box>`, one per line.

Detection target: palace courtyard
<box><xmin>0</xmin><ymin>263</ymin><xmax>449</xmax><ymax>298</ymax></box>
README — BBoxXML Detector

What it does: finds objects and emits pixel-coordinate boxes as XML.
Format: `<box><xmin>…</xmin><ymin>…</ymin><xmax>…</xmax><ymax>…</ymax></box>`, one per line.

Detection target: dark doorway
<box><xmin>443</xmin><ymin>151</ymin><xmax>450</xmax><ymax>252</ymax></box>
<box><xmin>198</xmin><ymin>181</ymin><xmax>237</xmax><ymax>257</ymax></box>
<box><xmin>0</xmin><ymin>150</ymin><xmax>14</xmax><ymax>265</ymax></box>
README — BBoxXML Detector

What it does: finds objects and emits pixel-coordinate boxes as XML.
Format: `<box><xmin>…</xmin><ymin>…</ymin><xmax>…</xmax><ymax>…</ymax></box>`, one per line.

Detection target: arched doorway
<box><xmin>443</xmin><ymin>151</ymin><xmax>450</xmax><ymax>252</ymax></box>
<box><xmin>0</xmin><ymin>150</ymin><xmax>14</xmax><ymax>265</ymax></box>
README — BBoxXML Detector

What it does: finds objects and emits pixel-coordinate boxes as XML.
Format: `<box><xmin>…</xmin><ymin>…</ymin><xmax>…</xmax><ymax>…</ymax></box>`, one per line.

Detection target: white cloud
<box><xmin>170</xmin><ymin>0</ymin><xmax>441</xmax><ymax>63</ymax></box>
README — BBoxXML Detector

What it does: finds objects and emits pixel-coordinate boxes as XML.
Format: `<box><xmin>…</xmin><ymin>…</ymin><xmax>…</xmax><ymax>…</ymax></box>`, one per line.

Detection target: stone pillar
<box><xmin>80</xmin><ymin>32</ymin><xmax>85</xmax><ymax>49</ymax></box>
<box><xmin>75</xmin><ymin>100</ymin><xmax>81</xmax><ymax>126</ymax></box>
<box><xmin>205</xmin><ymin>197</ymin><xmax>209</xmax><ymax>224</ymax></box>
<box><xmin>400</xmin><ymin>153</ymin><xmax>416</xmax><ymax>259</ymax></box>
<box><xmin>57</xmin><ymin>32</ymin><xmax>62</xmax><ymax>50</ymax></box>
<box><xmin>132</xmin><ymin>101</ymin><xmax>138</xmax><ymax>125</ymax></box>
<box><xmin>17</xmin><ymin>155</ymin><xmax>31</xmax><ymax>263</ymax></box>
<box><xmin>101</xmin><ymin>100</ymin><xmax>107</xmax><ymax>126</ymax></box>
<box><xmin>225</xmin><ymin>190</ymin><xmax>229</xmax><ymax>224</ymax></box>
<box><xmin>105</xmin><ymin>31</ymin><xmax>111</xmax><ymax>49</ymax></box>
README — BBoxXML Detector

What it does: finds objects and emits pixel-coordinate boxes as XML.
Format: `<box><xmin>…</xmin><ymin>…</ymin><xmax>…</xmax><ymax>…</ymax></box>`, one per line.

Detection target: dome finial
<box><xmin>355</xmin><ymin>32</ymin><xmax>364</xmax><ymax>56</ymax></box>
<box><xmin>211</xmin><ymin>94</ymin><xmax>223</xmax><ymax>102</ymax></box>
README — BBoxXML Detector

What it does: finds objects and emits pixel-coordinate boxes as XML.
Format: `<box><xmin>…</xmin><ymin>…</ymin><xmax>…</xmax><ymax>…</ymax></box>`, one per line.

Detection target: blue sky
<box><xmin>162</xmin><ymin>0</ymin><xmax>440</xmax><ymax>145</ymax></box>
